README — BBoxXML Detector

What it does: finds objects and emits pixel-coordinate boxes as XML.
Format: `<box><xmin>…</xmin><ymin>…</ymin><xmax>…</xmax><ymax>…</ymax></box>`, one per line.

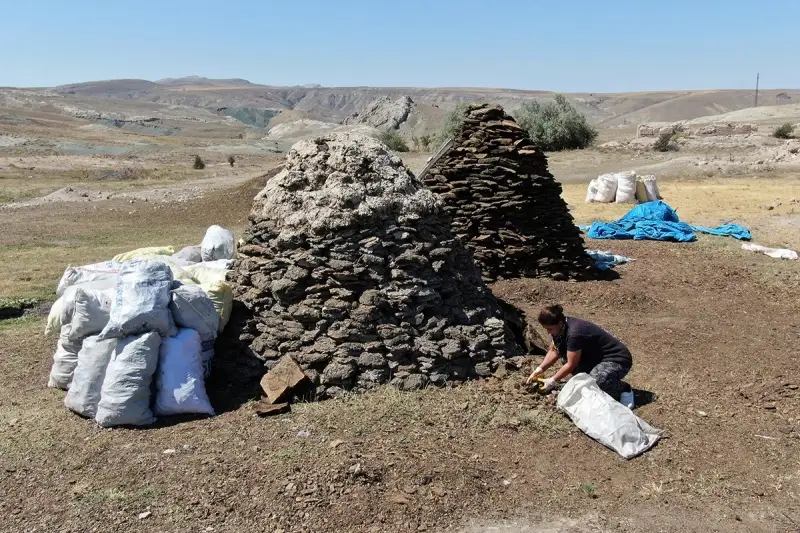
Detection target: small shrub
<box><xmin>419</xmin><ymin>134</ymin><xmax>434</xmax><ymax>151</ymax></box>
<box><xmin>653</xmin><ymin>131</ymin><xmax>679</xmax><ymax>152</ymax></box>
<box><xmin>193</xmin><ymin>155</ymin><xmax>205</xmax><ymax>170</ymax></box>
<box><xmin>515</xmin><ymin>94</ymin><xmax>598</xmax><ymax>151</ymax></box>
<box><xmin>228</xmin><ymin>155</ymin><xmax>235</xmax><ymax>167</ymax></box>
<box><xmin>773</xmin><ymin>123</ymin><xmax>795</xmax><ymax>139</ymax></box>
<box><xmin>580</xmin><ymin>483</ymin><xmax>598</xmax><ymax>499</ymax></box>
<box><xmin>378</xmin><ymin>130</ymin><xmax>409</xmax><ymax>152</ymax></box>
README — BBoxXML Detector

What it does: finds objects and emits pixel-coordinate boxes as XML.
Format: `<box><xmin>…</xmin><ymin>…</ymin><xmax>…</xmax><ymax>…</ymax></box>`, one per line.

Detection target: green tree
<box><xmin>193</xmin><ymin>155</ymin><xmax>205</xmax><ymax>170</ymax></box>
<box><xmin>514</xmin><ymin>94</ymin><xmax>598</xmax><ymax>151</ymax></box>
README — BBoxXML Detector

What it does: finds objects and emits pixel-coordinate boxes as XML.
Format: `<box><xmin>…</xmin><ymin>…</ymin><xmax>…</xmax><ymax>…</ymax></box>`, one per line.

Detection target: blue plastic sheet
<box><xmin>584</xmin><ymin>201</ymin><xmax>751</xmax><ymax>242</ymax></box>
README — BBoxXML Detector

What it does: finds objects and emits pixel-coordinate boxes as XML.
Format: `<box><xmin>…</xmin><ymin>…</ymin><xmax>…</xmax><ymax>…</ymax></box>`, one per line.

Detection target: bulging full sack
<box><xmin>48</xmin><ymin>278</ymin><xmax>117</xmax><ymax>335</ymax></box>
<box><xmin>557</xmin><ymin>373</ymin><xmax>661</xmax><ymax>459</ymax></box>
<box><xmin>56</xmin><ymin>261</ymin><xmax>120</xmax><ymax>298</ymax></box>
<box><xmin>593</xmin><ymin>174</ymin><xmax>618</xmax><ymax>203</ymax></box>
<box><xmin>64</xmin><ymin>336</ymin><xmax>117</xmax><ymax>418</ymax></box>
<box><xmin>614</xmin><ymin>171</ymin><xmax>637</xmax><ymax>203</ymax></box>
<box><xmin>69</xmin><ymin>287</ymin><xmax>114</xmax><ymax>342</ymax></box>
<box><xmin>641</xmin><ymin>175</ymin><xmax>662</xmax><ymax>202</ymax></box>
<box><xmin>170</xmin><ymin>284</ymin><xmax>219</xmax><ymax>372</ymax></box>
<box><xmin>154</xmin><ymin>328</ymin><xmax>215</xmax><ymax>416</ymax></box>
<box><xmin>112</xmin><ymin>246</ymin><xmax>175</xmax><ymax>263</ymax></box>
<box><xmin>201</xmin><ymin>225</ymin><xmax>235</xmax><ymax>262</ymax></box>
<box><xmin>202</xmin><ymin>280</ymin><xmax>234</xmax><ymax>332</ymax></box>
<box><xmin>585</xmin><ymin>179</ymin><xmax>600</xmax><ymax>203</ymax></box>
<box><xmin>95</xmin><ymin>331</ymin><xmax>161</xmax><ymax>427</ymax></box>
<box><xmin>99</xmin><ymin>259</ymin><xmax>175</xmax><ymax>340</ymax></box>
<box><xmin>47</xmin><ymin>324</ymin><xmax>83</xmax><ymax>390</ymax></box>
<box><xmin>174</xmin><ymin>245</ymin><xmax>203</xmax><ymax>263</ymax></box>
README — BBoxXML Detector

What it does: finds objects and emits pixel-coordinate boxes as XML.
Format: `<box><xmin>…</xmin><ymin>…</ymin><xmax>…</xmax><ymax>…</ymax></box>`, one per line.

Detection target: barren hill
<box><xmin>44</xmin><ymin>78</ymin><xmax>799</xmax><ymax>127</ymax></box>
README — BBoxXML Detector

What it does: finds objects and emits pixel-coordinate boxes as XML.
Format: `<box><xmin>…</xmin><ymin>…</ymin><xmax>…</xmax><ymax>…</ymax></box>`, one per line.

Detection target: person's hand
<box><xmin>542</xmin><ymin>377</ymin><xmax>557</xmax><ymax>393</ymax></box>
<box><xmin>526</xmin><ymin>366</ymin><xmax>544</xmax><ymax>385</ymax></box>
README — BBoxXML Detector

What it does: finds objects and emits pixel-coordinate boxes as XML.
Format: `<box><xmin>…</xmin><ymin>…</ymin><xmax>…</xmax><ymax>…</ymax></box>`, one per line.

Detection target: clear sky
<box><xmin>0</xmin><ymin>0</ymin><xmax>797</xmax><ymax>92</ymax></box>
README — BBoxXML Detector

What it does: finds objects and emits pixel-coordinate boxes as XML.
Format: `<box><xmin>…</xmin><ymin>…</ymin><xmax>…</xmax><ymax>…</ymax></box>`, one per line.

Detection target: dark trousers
<box><xmin>587</xmin><ymin>361</ymin><xmax>630</xmax><ymax>401</ymax></box>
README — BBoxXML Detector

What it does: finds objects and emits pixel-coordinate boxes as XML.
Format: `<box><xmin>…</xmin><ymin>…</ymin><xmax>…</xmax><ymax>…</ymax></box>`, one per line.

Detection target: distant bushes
<box><xmin>514</xmin><ymin>94</ymin><xmax>597</xmax><ymax>151</ymax></box>
<box><xmin>193</xmin><ymin>155</ymin><xmax>205</xmax><ymax>169</ymax></box>
<box><xmin>378</xmin><ymin>130</ymin><xmax>409</xmax><ymax>152</ymax></box>
<box><xmin>774</xmin><ymin>123</ymin><xmax>795</xmax><ymax>139</ymax></box>
<box><xmin>438</xmin><ymin>102</ymin><xmax>471</xmax><ymax>141</ymax></box>
<box><xmin>228</xmin><ymin>155</ymin><xmax>236</xmax><ymax>167</ymax></box>
<box><xmin>411</xmin><ymin>134</ymin><xmax>435</xmax><ymax>151</ymax></box>
<box><xmin>653</xmin><ymin>131</ymin><xmax>679</xmax><ymax>152</ymax></box>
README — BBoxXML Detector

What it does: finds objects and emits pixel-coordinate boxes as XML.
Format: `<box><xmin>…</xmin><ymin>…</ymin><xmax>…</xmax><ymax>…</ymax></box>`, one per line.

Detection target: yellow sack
<box><xmin>168</xmin><ymin>263</ymin><xmax>199</xmax><ymax>286</ymax></box>
<box><xmin>200</xmin><ymin>280</ymin><xmax>233</xmax><ymax>332</ymax></box>
<box><xmin>45</xmin><ymin>297</ymin><xmax>64</xmax><ymax>335</ymax></box>
<box><xmin>113</xmin><ymin>246</ymin><xmax>175</xmax><ymax>262</ymax></box>
<box><xmin>634</xmin><ymin>179</ymin><xmax>648</xmax><ymax>203</ymax></box>
<box><xmin>184</xmin><ymin>263</ymin><xmax>230</xmax><ymax>286</ymax></box>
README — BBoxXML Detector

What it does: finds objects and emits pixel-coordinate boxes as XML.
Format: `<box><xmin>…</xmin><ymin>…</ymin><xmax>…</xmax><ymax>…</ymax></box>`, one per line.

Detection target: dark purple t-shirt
<box><xmin>553</xmin><ymin>317</ymin><xmax>632</xmax><ymax>373</ymax></box>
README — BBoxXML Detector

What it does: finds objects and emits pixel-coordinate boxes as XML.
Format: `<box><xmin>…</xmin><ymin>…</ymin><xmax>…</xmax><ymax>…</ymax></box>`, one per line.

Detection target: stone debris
<box><xmin>227</xmin><ymin>132</ymin><xmax>524</xmax><ymax>399</ymax></box>
<box><xmin>260</xmin><ymin>355</ymin><xmax>309</xmax><ymax>403</ymax></box>
<box><xmin>254</xmin><ymin>400</ymin><xmax>291</xmax><ymax>417</ymax></box>
<box><xmin>420</xmin><ymin>104</ymin><xmax>597</xmax><ymax>281</ymax></box>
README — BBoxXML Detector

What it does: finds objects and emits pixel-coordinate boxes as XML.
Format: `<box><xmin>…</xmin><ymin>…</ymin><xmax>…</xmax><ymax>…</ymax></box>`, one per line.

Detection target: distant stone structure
<box><xmin>637</xmin><ymin>122</ymin><xmax>758</xmax><ymax>138</ymax></box>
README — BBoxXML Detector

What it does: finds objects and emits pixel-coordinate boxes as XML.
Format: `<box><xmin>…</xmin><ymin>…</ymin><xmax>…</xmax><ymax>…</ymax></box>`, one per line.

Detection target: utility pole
<box><xmin>754</xmin><ymin>73</ymin><xmax>759</xmax><ymax>107</ymax></box>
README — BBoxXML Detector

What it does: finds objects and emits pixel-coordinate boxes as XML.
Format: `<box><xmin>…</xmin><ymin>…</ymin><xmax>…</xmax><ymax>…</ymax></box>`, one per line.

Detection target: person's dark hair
<box><xmin>538</xmin><ymin>304</ymin><xmax>565</xmax><ymax>326</ymax></box>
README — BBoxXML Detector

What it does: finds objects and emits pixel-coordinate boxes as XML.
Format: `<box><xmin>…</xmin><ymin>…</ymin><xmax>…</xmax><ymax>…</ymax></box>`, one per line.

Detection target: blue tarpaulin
<box><xmin>584</xmin><ymin>201</ymin><xmax>751</xmax><ymax>242</ymax></box>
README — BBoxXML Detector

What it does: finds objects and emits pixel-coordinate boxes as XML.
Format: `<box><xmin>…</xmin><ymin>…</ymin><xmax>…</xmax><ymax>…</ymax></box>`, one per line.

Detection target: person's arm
<box><xmin>526</xmin><ymin>343</ymin><xmax>559</xmax><ymax>384</ymax></box>
<box><xmin>551</xmin><ymin>349</ymin><xmax>581</xmax><ymax>383</ymax></box>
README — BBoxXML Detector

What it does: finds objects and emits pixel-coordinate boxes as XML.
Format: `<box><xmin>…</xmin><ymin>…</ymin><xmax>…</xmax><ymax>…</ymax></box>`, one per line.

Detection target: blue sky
<box><xmin>0</xmin><ymin>0</ymin><xmax>797</xmax><ymax>91</ymax></box>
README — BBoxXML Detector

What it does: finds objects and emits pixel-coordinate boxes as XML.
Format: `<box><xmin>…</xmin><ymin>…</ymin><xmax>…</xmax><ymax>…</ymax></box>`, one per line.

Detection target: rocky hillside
<box><xmin>47</xmin><ymin>78</ymin><xmax>800</xmax><ymax>128</ymax></box>
<box><xmin>1</xmin><ymin>77</ymin><xmax>796</xmax><ymax>145</ymax></box>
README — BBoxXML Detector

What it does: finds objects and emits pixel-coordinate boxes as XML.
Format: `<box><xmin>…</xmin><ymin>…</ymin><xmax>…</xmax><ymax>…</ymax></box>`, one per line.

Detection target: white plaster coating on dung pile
<box><xmin>252</xmin><ymin>132</ymin><xmax>441</xmax><ymax>237</ymax></box>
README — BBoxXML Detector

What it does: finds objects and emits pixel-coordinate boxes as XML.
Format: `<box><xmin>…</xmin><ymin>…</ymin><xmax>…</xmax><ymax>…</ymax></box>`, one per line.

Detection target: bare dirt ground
<box><xmin>1</xmin><ymin>164</ymin><xmax>799</xmax><ymax>532</ymax></box>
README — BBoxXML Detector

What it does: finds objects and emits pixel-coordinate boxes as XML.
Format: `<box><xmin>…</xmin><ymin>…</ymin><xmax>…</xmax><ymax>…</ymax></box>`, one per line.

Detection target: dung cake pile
<box><xmin>421</xmin><ymin>104</ymin><xmax>597</xmax><ymax>281</ymax></box>
<box><xmin>228</xmin><ymin>132</ymin><xmax>524</xmax><ymax>398</ymax></box>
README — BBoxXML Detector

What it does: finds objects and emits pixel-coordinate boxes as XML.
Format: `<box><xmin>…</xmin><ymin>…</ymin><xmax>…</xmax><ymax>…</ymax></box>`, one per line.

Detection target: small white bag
<box><xmin>200</xmin><ymin>225</ymin><xmax>235</xmax><ymax>262</ymax></box>
<box><xmin>154</xmin><ymin>328</ymin><xmax>215</xmax><ymax>416</ymax></box>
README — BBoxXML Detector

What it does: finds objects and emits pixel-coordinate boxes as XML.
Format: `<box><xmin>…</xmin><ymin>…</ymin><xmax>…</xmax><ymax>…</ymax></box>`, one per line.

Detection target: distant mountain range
<box><xmin>44</xmin><ymin>77</ymin><xmax>799</xmax><ymax>129</ymax></box>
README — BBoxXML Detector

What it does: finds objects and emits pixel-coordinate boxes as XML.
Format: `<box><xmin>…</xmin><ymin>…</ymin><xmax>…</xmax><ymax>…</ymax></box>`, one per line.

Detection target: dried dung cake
<box><xmin>227</xmin><ymin>132</ymin><xmax>526</xmax><ymax>398</ymax></box>
<box><xmin>420</xmin><ymin>104</ymin><xmax>597</xmax><ymax>281</ymax></box>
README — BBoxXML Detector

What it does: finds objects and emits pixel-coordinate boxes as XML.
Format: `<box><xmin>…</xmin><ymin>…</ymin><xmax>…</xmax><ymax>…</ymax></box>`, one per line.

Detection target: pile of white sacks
<box><xmin>46</xmin><ymin>225</ymin><xmax>236</xmax><ymax>427</ymax></box>
<box><xmin>585</xmin><ymin>171</ymin><xmax>663</xmax><ymax>204</ymax></box>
